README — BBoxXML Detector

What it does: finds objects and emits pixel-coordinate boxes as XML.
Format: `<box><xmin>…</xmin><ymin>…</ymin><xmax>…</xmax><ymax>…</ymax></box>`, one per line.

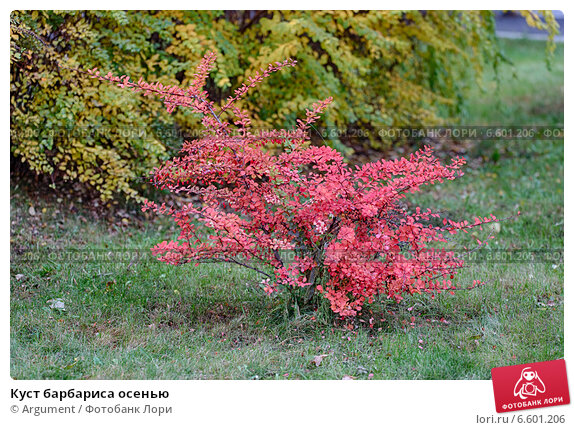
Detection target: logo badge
<box><xmin>491</xmin><ymin>359</ymin><xmax>570</xmax><ymax>413</ymax></box>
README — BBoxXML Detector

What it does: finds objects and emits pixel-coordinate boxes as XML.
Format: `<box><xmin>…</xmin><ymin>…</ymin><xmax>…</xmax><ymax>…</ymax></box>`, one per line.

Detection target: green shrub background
<box><xmin>10</xmin><ymin>10</ymin><xmax>558</xmax><ymax>201</ymax></box>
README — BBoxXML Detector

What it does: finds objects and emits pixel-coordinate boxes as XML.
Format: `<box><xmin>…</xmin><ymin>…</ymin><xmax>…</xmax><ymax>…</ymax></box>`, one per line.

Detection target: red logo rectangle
<box><xmin>491</xmin><ymin>359</ymin><xmax>570</xmax><ymax>413</ymax></box>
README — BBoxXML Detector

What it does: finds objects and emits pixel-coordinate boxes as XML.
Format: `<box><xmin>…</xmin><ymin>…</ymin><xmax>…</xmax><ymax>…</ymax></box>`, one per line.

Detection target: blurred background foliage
<box><xmin>10</xmin><ymin>10</ymin><xmax>558</xmax><ymax>202</ymax></box>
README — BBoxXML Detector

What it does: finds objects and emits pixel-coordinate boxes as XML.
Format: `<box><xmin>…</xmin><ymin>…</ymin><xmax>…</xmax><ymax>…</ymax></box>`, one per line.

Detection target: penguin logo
<box><xmin>513</xmin><ymin>367</ymin><xmax>546</xmax><ymax>400</ymax></box>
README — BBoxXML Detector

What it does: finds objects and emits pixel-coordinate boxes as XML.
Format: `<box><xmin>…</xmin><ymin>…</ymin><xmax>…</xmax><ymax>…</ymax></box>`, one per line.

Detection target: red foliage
<box><xmin>88</xmin><ymin>53</ymin><xmax>498</xmax><ymax>317</ymax></box>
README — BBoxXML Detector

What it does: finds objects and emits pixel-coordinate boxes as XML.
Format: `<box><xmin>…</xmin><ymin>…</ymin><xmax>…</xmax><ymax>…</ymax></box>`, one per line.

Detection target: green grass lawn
<box><xmin>10</xmin><ymin>38</ymin><xmax>563</xmax><ymax>380</ymax></box>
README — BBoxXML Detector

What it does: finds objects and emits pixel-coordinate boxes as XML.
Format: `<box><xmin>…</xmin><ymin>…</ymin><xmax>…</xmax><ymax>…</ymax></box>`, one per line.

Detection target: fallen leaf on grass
<box><xmin>342</xmin><ymin>375</ymin><xmax>356</xmax><ymax>380</ymax></box>
<box><xmin>310</xmin><ymin>354</ymin><xmax>329</xmax><ymax>367</ymax></box>
<box><xmin>15</xmin><ymin>274</ymin><xmax>25</xmax><ymax>281</ymax></box>
<box><xmin>489</xmin><ymin>222</ymin><xmax>501</xmax><ymax>234</ymax></box>
<box><xmin>47</xmin><ymin>298</ymin><xmax>65</xmax><ymax>311</ymax></box>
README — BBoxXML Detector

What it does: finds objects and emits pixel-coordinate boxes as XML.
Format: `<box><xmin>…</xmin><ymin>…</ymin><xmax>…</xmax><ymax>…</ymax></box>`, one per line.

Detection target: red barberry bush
<box><xmin>88</xmin><ymin>53</ymin><xmax>498</xmax><ymax>317</ymax></box>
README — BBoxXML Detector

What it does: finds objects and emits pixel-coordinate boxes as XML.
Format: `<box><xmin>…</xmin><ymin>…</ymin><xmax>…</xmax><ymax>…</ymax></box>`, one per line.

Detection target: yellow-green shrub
<box><xmin>10</xmin><ymin>10</ymin><xmax>558</xmax><ymax>201</ymax></box>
